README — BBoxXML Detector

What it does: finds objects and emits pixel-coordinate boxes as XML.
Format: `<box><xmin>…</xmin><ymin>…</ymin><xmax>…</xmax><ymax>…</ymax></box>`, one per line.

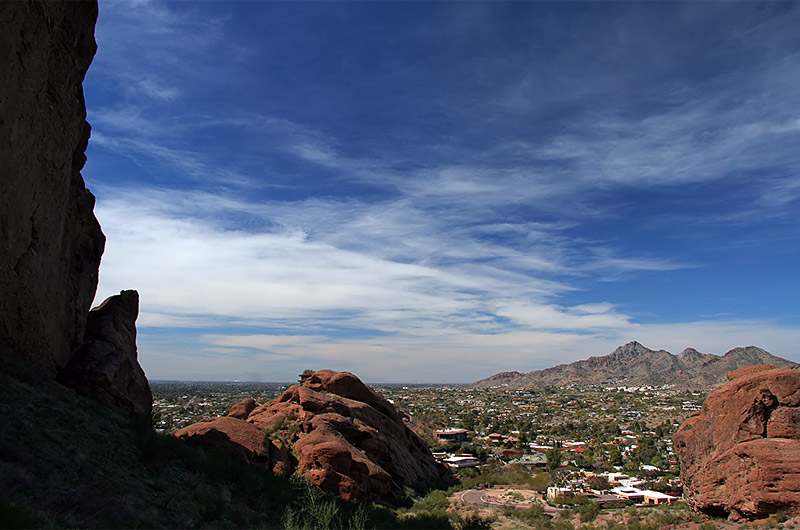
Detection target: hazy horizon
<box><xmin>84</xmin><ymin>2</ymin><xmax>800</xmax><ymax>383</ymax></box>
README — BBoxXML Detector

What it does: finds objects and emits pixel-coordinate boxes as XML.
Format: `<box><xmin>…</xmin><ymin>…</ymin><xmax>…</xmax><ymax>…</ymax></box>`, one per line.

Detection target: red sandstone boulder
<box><xmin>674</xmin><ymin>365</ymin><xmax>800</xmax><ymax>520</ymax></box>
<box><xmin>249</xmin><ymin>371</ymin><xmax>449</xmax><ymax>503</ymax></box>
<box><xmin>175</xmin><ymin>416</ymin><xmax>270</xmax><ymax>465</ymax></box>
<box><xmin>178</xmin><ymin>369</ymin><xmax>450</xmax><ymax>503</ymax></box>
<box><xmin>228</xmin><ymin>397</ymin><xmax>257</xmax><ymax>419</ymax></box>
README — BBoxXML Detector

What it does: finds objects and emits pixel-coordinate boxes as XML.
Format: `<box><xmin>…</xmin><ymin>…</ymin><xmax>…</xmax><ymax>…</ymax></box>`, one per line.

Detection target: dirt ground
<box><xmin>481</xmin><ymin>487</ymin><xmax>542</xmax><ymax>508</ymax></box>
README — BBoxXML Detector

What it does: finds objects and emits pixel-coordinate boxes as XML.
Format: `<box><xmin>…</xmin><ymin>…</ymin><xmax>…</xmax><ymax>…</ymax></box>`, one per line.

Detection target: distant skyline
<box><xmin>84</xmin><ymin>1</ymin><xmax>800</xmax><ymax>383</ymax></box>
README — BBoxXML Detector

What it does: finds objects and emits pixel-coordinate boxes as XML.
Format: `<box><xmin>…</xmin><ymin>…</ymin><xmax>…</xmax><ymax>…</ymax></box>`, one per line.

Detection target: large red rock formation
<box><xmin>176</xmin><ymin>370</ymin><xmax>450</xmax><ymax>503</ymax></box>
<box><xmin>0</xmin><ymin>1</ymin><xmax>105</xmax><ymax>376</ymax></box>
<box><xmin>674</xmin><ymin>364</ymin><xmax>800</xmax><ymax>520</ymax></box>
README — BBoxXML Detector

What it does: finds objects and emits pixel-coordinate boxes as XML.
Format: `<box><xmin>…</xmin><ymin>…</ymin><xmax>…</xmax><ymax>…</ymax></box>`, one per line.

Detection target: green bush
<box><xmin>553</xmin><ymin>494</ymin><xmax>590</xmax><ymax>506</ymax></box>
<box><xmin>516</xmin><ymin>503</ymin><xmax>547</xmax><ymax>524</ymax></box>
<box><xmin>397</xmin><ymin>511</ymin><xmax>453</xmax><ymax>529</ymax></box>
<box><xmin>282</xmin><ymin>482</ymin><xmax>373</xmax><ymax>530</ymax></box>
<box><xmin>578</xmin><ymin>501</ymin><xmax>600</xmax><ymax>522</ymax></box>
<box><xmin>411</xmin><ymin>490</ymin><xmax>450</xmax><ymax>514</ymax></box>
<box><xmin>528</xmin><ymin>472</ymin><xmax>553</xmax><ymax>492</ymax></box>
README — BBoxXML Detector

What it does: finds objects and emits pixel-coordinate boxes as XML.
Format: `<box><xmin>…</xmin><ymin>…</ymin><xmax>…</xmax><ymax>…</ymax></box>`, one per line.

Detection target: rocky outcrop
<box><xmin>0</xmin><ymin>1</ymin><xmax>105</xmax><ymax>377</ymax></box>
<box><xmin>175</xmin><ymin>416</ymin><xmax>271</xmax><ymax>465</ymax></box>
<box><xmin>177</xmin><ymin>370</ymin><xmax>450</xmax><ymax>503</ymax></box>
<box><xmin>674</xmin><ymin>365</ymin><xmax>800</xmax><ymax>520</ymax></box>
<box><xmin>60</xmin><ymin>291</ymin><xmax>152</xmax><ymax>419</ymax></box>
<box><xmin>228</xmin><ymin>397</ymin><xmax>257</xmax><ymax>419</ymax></box>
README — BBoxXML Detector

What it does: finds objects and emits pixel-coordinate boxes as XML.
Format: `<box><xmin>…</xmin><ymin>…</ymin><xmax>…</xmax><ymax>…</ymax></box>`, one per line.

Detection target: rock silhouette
<box><xmin>0</xmin><ymin>1</ymin><xmax>105</xmax><ymax>377</ymax></box>
<box><xmin>60</xmin><ymin>290</ymin><xmax>152</xmax><ymax>419</ymax></box>
<box><xmin>0</xmin><ymin>1</ymin><xmax>150</xmax><ymax>421</ymax></box>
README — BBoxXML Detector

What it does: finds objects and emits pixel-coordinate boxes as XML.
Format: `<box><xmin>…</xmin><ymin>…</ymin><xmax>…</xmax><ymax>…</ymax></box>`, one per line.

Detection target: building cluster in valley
<box><xmin>381</xmin><ymin>383</ymin><xmax>695</xmax><ymax>507</ymax></box>
<box><xmin>152</xmin><ymin>379</ymin><xmax>698</xmax><ymax>508</ymax></box>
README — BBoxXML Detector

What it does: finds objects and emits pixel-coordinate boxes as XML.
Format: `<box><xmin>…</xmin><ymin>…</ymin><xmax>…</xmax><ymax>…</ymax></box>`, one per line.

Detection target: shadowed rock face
<box><xmin>0</xmin><ymin>1</ymin><xmax>152</xmax><ymax>421</ymax></box>
<box><xmin>176</xmin><ymin>416</ymin><xmax>271</xmax><ymax>465</ymax></box>
<box><xmin>60</xmin><ymin>291</ymin><xmax>152</xmax><ymax>420</ymax></box>
<box><xmin>0</xmin><ymin>1</ymin><xmax>105</xmax><ymax>376</ymax></box>
<box><xmin>176</xmin><ymin>370</ymin><xmax>450</xmax><ymax>503</ymax></box>
<box><xmin>674</xmin><ymin>365</ymin><xmax>800</xmax><ymax>520</ymax></box>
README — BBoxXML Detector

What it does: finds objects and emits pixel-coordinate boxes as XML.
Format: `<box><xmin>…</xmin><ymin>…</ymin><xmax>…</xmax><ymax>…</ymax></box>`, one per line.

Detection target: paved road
<box><xmin>460</xmin><ymin>489</ymin><xmax>488</xmax><ymax>506</ymax></box>
<box><xmin>458</xmin><ymin>489</ymin><xmax>562</xmax><ymax>515</ymax></box>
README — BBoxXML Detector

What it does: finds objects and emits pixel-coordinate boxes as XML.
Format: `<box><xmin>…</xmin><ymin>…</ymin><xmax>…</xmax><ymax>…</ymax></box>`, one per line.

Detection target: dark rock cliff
<box><xmin>0</xmin><ymin>1</ymin><xmax>151</xmax><ymax>420</ymax></box>
<box><xmin>0</xmin><ymin>0</ymin><xmax>105</xmax><ymax>376</ymax></box>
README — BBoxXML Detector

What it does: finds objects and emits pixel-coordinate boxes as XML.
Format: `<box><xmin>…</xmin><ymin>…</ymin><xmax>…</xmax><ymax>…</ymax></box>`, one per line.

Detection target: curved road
<box><xmin>459</xmin><ymin>489</ymin><xmax>562</xmax><ymax>515</ymax></box>
<box><xmin>460</xmin><ymin>489</ymin><xmax>489</xmax><ymax>506</ymax></box>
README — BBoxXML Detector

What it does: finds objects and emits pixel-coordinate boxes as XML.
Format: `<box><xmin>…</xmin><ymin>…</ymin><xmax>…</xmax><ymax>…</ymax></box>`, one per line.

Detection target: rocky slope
<box><xmin>472</xmin><ymin>341</ymin><xmax>797</xmax><ymax>389</ymax></box>
<box><xmin>673</xmin><ymin>365</ymin><xmax>800</xmax><ymax>520</ymax></box>
<box><xmin>176</xmin><ymin>369</ymin><xmax>450</xmax><ymax>504</ymax></box>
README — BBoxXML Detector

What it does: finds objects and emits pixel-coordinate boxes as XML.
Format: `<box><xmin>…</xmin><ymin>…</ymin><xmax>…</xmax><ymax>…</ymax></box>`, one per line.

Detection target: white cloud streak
<box><xmin>85</xmin><ymin>1</ymin><xmax>800</xmax><ymax>382</ymax></box>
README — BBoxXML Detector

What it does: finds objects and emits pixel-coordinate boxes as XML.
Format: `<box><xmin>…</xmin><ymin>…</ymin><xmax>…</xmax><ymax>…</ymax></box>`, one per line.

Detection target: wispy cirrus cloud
<box><xmin>84</xmin><ymin>1</ymin><xmax>800</xmax><ymax>382</ymax></box>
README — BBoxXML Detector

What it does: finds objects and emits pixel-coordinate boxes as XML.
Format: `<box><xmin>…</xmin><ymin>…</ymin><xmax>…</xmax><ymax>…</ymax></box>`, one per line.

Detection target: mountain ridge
<box><xmin>471</xmin><ymin>341</ymin><xmax>798</xmax><ymax>389</ymax></box>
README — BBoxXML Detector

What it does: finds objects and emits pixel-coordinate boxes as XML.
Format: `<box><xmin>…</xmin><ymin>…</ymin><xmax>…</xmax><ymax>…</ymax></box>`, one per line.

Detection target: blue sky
<box><xmin>83</xmin><ymin>1</ymin><xmax>800</xmax><ymax>383</ymax></box>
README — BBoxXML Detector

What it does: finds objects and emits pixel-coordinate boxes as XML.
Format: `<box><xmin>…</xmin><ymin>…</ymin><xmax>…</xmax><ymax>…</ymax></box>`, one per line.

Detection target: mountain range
<box><xmin>471</xmin><ymin>341</ymin><xmax>798</xmax><ymax>389</ymax></box>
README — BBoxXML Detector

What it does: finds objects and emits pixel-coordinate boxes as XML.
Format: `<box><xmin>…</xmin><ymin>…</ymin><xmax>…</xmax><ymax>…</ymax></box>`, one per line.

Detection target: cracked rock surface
<box><xmin>177</xmin><ymin>370</ymin><xmax>450</xmax><ymax>503</ymax></box>
<box><xmin>674</xmin><ymin>364</ymin><xmax>800</xmax><ymax>520</ymax></box>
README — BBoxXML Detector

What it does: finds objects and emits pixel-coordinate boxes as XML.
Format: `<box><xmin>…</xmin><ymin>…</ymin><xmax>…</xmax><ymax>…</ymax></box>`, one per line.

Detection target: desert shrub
<box><xmin>455</xmin><ymin>510</ymin><xmax>494</xmax><ymax>529</ymax></box>
<box><xmin>411</xmin><ymin>489</ymin><xmax>450</xmax><ymax>513</ymax></box>
<box><xmin>553</xmin><ymin>494</ymin><xmax>590</xmax><ymax>506</ymax></box>
<box><xmin>516</xmin><ymin>503</ymin><xmax>548</xmax><ymax>524</ymax></box>
<box><xmin>282</xmin><ymin>482</ymin><xmax>342</xmax><ymax>530</ymax></box>
<box><xmin>552</xmin><ymin>515</ymin><xmax>575</xmax><ymax>530</ymax></box>
<box><xmin>529</xmin><ymin>472</ymin><xmax>553</xmax><ymax>492</ymax></box>
<box><xmin>397</xmin><ymin>510</ymin><xmax>453</xmax><ymax>529</ymax></box>
<box><xmin>578</xmin><ymin>501</ymin><xmax>600</xmax><ymax>522</ymax></box>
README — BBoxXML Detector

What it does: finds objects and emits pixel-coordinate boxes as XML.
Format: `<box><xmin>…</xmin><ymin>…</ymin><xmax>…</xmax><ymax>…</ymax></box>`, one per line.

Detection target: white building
<box><xmin>443</xmin><ymin>456</ymin><xmax>480</xmax><ymax>469</ymax></box>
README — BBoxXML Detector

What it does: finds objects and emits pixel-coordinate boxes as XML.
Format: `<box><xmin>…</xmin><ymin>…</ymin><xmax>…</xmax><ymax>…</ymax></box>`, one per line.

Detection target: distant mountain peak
<box><xmin>610</xmin><ymin>341</ymin><xmax>655</xmax><ymax>358</ymax></box>
<box><xmin>722</xmin><ymin>346</ymin><xmax>768</xmax><ymax>357</ymax></box>
<box><xmin>471</xmin><ymin>343</ymin><xmax>797</xmax><ymax>390</ymax></box>
<box><xmin>679</xmin><ymin>348</ymin><xmax>705</xmax><ymax>362</ymax></box>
